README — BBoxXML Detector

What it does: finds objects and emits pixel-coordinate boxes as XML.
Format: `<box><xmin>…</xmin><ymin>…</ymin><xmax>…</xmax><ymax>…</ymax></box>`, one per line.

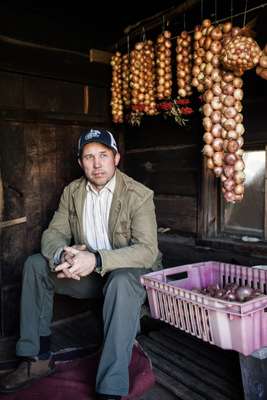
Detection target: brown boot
<box><xmin>0</xmin><ymin>358</ymin><xmax>56</xmax><ymax>393</ymax></box>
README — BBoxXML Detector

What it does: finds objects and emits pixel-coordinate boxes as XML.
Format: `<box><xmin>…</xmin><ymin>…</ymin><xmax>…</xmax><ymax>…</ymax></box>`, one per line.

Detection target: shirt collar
<box><xmin>86</xmin><ymin>173</ymin><xmax>116</xmax><ymax>195</ymax></box>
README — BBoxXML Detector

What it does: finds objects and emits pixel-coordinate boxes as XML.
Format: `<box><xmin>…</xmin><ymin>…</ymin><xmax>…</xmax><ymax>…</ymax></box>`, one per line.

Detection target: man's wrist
<box><xmin>53</xmin><ymin>247</ymin><xmax>64</xmax><ymax>266</ymax></box>
<box><xmin>94</xmin><ymin>251</ymin><xmax>102</xmax><ymax>273</ymax></box>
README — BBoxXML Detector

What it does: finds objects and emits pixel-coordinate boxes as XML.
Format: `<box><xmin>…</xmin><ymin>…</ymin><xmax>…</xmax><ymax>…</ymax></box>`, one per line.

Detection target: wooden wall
<box><xmin>123</xmin><ymin>70</ymin><xmax>267</xmax><ymax>269</ymax></box>
<box><xmin>124</xmin><ymin>114</ymin><xmax>202</xmax><ymax>234</ymax></box>
<box><xmin>0</xmin><ymin>8</ymin><xmax>267</xmax><ymax>339</ymax></box>
<box><xmin>0</xmin><ymin>47</ymin><xmax>111</xmax><ymax>336</ymax></box>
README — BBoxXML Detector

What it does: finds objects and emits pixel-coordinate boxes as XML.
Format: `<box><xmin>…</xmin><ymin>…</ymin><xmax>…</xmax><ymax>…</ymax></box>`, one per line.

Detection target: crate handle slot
<box><xmin>166</xmin><ymin>271</ymin><xmax>188</xmax><ymax>282</ymax></box>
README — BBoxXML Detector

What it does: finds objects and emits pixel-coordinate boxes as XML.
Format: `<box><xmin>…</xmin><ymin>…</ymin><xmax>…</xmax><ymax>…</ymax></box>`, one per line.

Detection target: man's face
<box><xmin>78</xmin><ymin>142</ymin><xmax>120</xmax><ymax>191</ymax></box>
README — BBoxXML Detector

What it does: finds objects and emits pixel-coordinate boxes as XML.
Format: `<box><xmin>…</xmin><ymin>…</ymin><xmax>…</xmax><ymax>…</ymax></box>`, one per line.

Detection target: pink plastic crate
<box><xmin>141</xmin><ymin>261</ymin><xmax>267</xmax><ymax>355</ymax></box>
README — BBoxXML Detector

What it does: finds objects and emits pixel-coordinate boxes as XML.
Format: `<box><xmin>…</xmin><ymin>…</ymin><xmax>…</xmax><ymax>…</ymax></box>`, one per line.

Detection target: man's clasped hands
<box><xmin>55</xmin><ymin>245</ymin><xmax>96</xmax><ymax>280</ymax></box>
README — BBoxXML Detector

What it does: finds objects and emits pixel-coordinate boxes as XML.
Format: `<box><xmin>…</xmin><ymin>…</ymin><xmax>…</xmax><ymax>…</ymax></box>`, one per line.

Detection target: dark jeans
<box><xmin>16</xmin><ymin>254</ymin><xmax>147</xmax><ymax>396</ymax></box>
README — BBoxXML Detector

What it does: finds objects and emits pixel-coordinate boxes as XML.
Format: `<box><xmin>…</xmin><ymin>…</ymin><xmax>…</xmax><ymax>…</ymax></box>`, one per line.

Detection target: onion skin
<box><xmin>207</xmin><ymin>158</ymin><xmax>214</xmax><ymax>169</ymax></box>
<box><xmin>203</xmin><ymin>132</ymin><xmax>214</xmax><ymax>144</ymax></box>
<box><xmin>156</xmin><ymin>32</ymin><xmax>173</xmax><ymax>99</ymax></box>
<box><xmin>224</xmin><ymin>153</ymin><xmax>236</xmax><ymax>165</ymax></box>
<box><xmin>213</xmin><ymin>151</ymin><xmax>224</xmax><ymax>166</ymax></box>
<box><xmin>203</xmin><ymin>144</ymin><xmax>214</xmax><ymax>157</ymax></box>
<box><xmin>212</xmin><ymin>138</ymin><xmax>224</xmax><ymax>151</ymax></box>
<box><xmin>200</xmin><ymin>283</ymin><xmax>261</xmax><ymax>303</ymax></box>
<box><xmin>235</xmin><ymin>286</ymin><xmax>253</xmax><ymax>302</ymax></box>
<box><xmin>221</xmin><ymin>35</ymin><xmax>262</xmax><ymax>73</ymax></box>
<box><xmin>234</xmin><ymin>171</ymin><xmax>246</xmax><ymax>184</ymax></box>
<box><xmin>260</xmin><ymin>69</ymin><xmax>267</xmax><ymax>80</ymax></box>
<box><xmin>224</xmin><ymin>190</ymin><xmax>236</xmax><ymax>203</ymax></box>
<box><xmin>227</xmin><ymin>140</ymin><xmax>239</xmax><ymax>153</ymax></box>
<box><xmin>176</xmin><ymin>31</ymin><xmax>193</xmax><ymax>97</ymax></box>
<box><xmin>259</xmin><ymin>55</ymin><xmax>267</xmax><ymax>69</ymax></box>
<box><xmin>234</xmin><ymin>184</ymin><xmax>245</xmax><ymax>195</ymax></box>
<box><xmin>224</xmin><ymin>165</ymin><xmax>235</xmax><ymax>178</ymax></box>
<box><xmin>200</xmin><ymin>25</ymin><xmax>248</xmax><ymax>205</ymax></box>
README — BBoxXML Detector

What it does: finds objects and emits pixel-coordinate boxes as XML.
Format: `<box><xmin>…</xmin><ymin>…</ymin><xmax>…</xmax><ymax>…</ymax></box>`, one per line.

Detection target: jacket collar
<box><xmin>72</xmin><ymin>177</ymin><xmax>87</xmax><ymax>243</ymax></box>
<box><xmin>108</xmin><ymin>170</ymin><xmax>128</xmax><ymax>241</ymax></box>
<box><xmin>72</xmin><ymin>169</ymin><xmax>129</xmax><ymax>244</ymax></box>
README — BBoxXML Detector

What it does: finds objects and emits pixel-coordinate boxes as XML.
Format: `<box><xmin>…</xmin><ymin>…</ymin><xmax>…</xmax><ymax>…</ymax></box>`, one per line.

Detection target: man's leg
<box><xmin>95</xmin><ymin>268</ymin><xmax>147</xmax><ymax>398</ymax></box>
<box><xmin>0</xmin><ymin>254</ymin><xmax>56</xmax><ymax>393</ymax></box>
<box><xmin>16</xmin><ymin>253</ymin><xmax>103</xmax><ymax>356</ymax></box>
<box><xmin>16</xmin><ymin>254</ymin><xmax>55</xmax><ymax>357</ymax></box>
<box><xmin>0</xmin><ymin>253</ymin><xmax>103</xmax><ymax>393</ymax></box>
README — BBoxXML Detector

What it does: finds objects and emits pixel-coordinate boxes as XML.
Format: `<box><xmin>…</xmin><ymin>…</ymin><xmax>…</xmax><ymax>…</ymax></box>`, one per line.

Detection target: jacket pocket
<box><xmin>115</xmin><ymin>220</ymin><xmax>130</xmax><ymax>237</ymax></box>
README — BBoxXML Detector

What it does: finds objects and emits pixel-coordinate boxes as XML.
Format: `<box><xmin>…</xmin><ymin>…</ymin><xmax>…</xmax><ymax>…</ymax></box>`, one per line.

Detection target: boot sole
<box><xmin>0</xmin><ymin>367</ymin><xmax>56</xmax><ymax>394</ymax></box>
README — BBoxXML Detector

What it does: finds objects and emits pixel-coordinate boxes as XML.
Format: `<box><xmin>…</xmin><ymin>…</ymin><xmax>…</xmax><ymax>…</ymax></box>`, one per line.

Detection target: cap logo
<box><xmin>84</xmin><ymin>129</ymin><xmax>102</xmax><ymax>140</ymax></box>
<box><xmin>109</xmin><ymin>132</ymin><xmax>117</xmax><ymax>150</ymax></box>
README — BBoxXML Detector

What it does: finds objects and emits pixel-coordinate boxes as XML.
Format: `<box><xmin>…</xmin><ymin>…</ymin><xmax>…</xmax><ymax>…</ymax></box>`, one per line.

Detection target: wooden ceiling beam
<box><xmin>114</xmin><ymin>0</ymin><xmax>200</xmax><ymax>49</ymax></box>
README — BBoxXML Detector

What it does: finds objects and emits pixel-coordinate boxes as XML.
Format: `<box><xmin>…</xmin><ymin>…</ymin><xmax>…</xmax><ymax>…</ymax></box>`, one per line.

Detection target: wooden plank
<box><xmin>38</xmin><ymin>125</ymin><xmax>57</xmax><ymax>228</ymax></box>
<box><xmin>88</xmin><ymin>86</ymin><xmax>110</xmax><ymax>119</ymax></box>
<box><xmin>83</xmin><ymin>85</ymin><xmax>89</xmax><ymax>114</ymax></box>
<box><xmin>0</xmin><ymin>122</ymin><xmax>27</xmax><ymax>290</ymax></box>
<box><xmin>0</xmin><ymin>41</ymin><xmax>111</xmax><ymax>86</ymax></box>
<box><xmin>0</xmin><ymin>122</ymin><xmax>25</xmax><ymax>221</ymax></box>
<box><xmin>139</xmin><ymin>335</ymin><xmax>240</xmax><ymax>400</ymax></box>
<box><xmin>24</xmin><ymin>77</ymin><xmax>84</xmax><ymax>114</ymax></box>
<box><xmin>161</xmin><ymin>327</ymin><xmax>239</xmax><ymax>368</ymax></box>
<box><xmin>158</xmin><ymin>232</ymin><xmax>267</xmax><ymax>270</ymax></box>
<box><xmin>0</xmin><ymin>169</ymin><xmax>3</xmax><ymax>222</ymax></box>
<box><xmin>23</xmin><ymin>124</ymin><xmax>43</xmax><ymax>254</ymax></box>
<box><xmin>89</xmin><ymin>49</ymin><xmax>113</xmax><ymax>64</ymax></box>
<box><xmin>124</xmin><ymin>115</ymin><xmax>200</xmax><ymax>150</ymax></box>
<box><xmin>197</xmin><ymin>157</ymin><xmax>219</xmax><ymax>239</ymax></box>
<box><xmin>265</xmin><ymin>145</ymin><xmax>267</xmax><ymax>241</ymax></box>
<box><xmin>51</xmin><ymin>309</ymin><xmax>102</xmax><ymax>351</ymax></box>
<box><xmin>139</xmin><ymin>339</ymin><xmax>231</xmax><ymax>400</ymax></box>
<box><xmin>149</xmin><ymin>331</ymin><xmax>237</xmax><ymax>387</ymax></box>
<box><xmin>125</xmin><ymin>146</ymin><xmax>198</xmax><ymax>196</ymax></box>
<box><xmin>0</xmin><ymin>216</ymin><xmax>26</xmax><ymax>229</ymax></box>
<box><xmin>239</xmin><ymin>353</ymin><xmax>267</xmax><ymax>400</ymax></box>
<box><xmin>1</xmin><ymin>224</ymin><xmax>27</xmax><ymax>284</ymax></box>
<box><xmin>70</xmin><ymin>125</ymin><xmax>87</xmax><ymax>178</ymax></box>
<box><xmin>0</xmin><ymin>71</ymin><xmax>23</xmax><ymax>109</ymax></box>
<box><xmin>155</xmin><ymin>195</ymin><xmax>197</xmax><ymax>233</ymax></box>
<box><xmin>0</xmin><ymin>108</ymin><xmax>110</xmax><ymax>125</ymax></box>
<box><xmin>0</xmin><ymin>284</ymin><xmax>21</xmax><ymax>336</ymax></box>
<box><xmin>153</xmin><ymin>366</ymin><xmax>206</xmax><ymax>400</ymax></box>
<box><xmin>123</xmin><ymin>0</ymin><xmax>200</xmax><ymax>38</ymax></box>
<box><xmin>55</xmin><ymin>125</ymin><xmax>81</xmax><ymax>196</ymax></box>
<box><xmin>138</xmin><ymin>381</ymin><xmax>178</xmax><ymax>400</ymax></box>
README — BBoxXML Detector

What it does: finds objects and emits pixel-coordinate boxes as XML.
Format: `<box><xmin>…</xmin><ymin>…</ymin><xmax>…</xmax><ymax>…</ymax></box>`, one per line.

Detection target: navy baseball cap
<box><xmin>78</xmin><ymin>128</ymin><xmax>118</xmax><ymax>157</ymax></box>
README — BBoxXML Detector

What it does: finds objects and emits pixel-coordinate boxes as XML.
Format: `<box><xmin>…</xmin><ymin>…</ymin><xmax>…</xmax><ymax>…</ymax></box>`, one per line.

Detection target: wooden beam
<box><xmin>0</xmin><ymin>169</ymin><xmax>3</xmax><ymax>222</ymax></box>
<box><xmin>265</xmin><ymin>145</ymin><xmax>267</xmax><ymax>240</ymax></box>
<box><xmin>89</xmin><ymin>49</ymin><xmax>113</xmax><ymax>64</ymax></box>
<box><xmin>0</xmin><ymin>216</ymin><xmax>27</xmax><ymax>229</ymax></box>
<box><xmin>239</xmin><ymin>351</ymin><xmax>267</xmax><ymax>400</ymax></box>
<box><xmin>83</xmin><ymin>85</ymin><xmax>89</xmax><ymax>114</ymax></box>
<box><xmin>117</xmin><ymin>0</ymin><xmax>200</xmax><ymax>48</ymax></box>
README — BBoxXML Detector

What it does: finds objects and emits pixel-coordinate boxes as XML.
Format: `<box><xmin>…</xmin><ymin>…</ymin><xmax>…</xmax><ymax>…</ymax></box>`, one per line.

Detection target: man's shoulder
<box><xmin>119</xmin><ymin>170</ymin><xmax>153</xmax><ymax>199</ymax></box>
<box><xmin>64</xmin><ymin>176</ymin><xmax>86</xmax><ymax>194</ymax></box>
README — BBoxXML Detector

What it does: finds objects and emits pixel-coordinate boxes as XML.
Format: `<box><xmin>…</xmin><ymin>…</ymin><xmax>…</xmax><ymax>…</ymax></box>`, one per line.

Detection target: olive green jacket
<box><xmin>41</xmin><ymin>169</ymin><xmax>161</xmax><ymax>275</ymax></box>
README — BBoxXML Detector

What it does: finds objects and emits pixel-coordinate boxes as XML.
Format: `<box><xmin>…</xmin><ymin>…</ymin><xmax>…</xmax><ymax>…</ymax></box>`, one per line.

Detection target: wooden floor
<box><xmin>0</xmin><ymin>311</ymin><xmax>245</xmax><ymax>400</ymax></box>
<box><xmin>139</xmin><ymin>317</ymin><xmax>244</xmax><ymax>400</ymax></box>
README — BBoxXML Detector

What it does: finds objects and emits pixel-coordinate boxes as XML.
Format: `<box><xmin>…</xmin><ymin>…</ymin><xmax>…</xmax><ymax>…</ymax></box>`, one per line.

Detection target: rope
<box><xmin>230</xmin><ymin>0</ymin><xmax>234</xmax><ymax>22</ymax></box>
<box><xmin>243</xmin><ymin>0</ymin><xmax>249</xmax><ymax>27</ymax></box>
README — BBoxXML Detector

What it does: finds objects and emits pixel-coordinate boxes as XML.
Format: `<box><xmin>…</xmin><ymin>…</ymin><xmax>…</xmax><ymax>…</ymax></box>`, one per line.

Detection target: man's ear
<box><xmin>115</xmin><ymin>152</ymin><xmax>120</xmax><ymax>167</ymax></box>
<box><xmin>78</xmin><ymin>158</ymin><xmax>83</xmax><ymax>169</ymax></box>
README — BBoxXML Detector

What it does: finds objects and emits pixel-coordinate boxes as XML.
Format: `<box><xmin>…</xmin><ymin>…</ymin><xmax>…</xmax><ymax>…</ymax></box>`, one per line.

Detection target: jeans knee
<box><xmin>104</xmin><ymin>269</ymin><xmax>143</xmax><ymax>300</ymax></box>
<box><xmin>24</xmin><ymin>253</ymin><xmax>49</xmax><ymax>277</ymax></box>
<box><xmin>108</xmin><ymin>270</ymin><xmax>131</xmax><ymax>290</ymax></box>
